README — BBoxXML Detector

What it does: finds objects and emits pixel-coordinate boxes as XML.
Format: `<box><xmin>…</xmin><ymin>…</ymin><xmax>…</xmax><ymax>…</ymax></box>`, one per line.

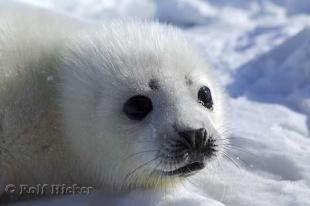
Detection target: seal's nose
<box><xmin>178</xmin><ymin>128</ymin><xmax>207</xmax><ymax>150</ymax></box>
<box><xmin>161</xmin><ymin>128</ymin><xmax>216</xmax><ymax>176</ymax></box>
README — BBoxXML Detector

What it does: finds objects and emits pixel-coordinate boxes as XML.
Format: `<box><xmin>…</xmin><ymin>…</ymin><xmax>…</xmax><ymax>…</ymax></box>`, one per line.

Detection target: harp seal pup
<box><xmin>0</xmin><ymin>6</ymin><xmax>229</xmax><ymax>201</ymax></box>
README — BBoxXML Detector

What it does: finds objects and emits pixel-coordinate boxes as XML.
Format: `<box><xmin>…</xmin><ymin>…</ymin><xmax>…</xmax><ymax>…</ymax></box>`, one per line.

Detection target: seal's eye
<box><xmin>198</xmin><ymin>86</ymin><xmax>213</xmax><ymax>110</ymax></box>
<box><xmin>123</xmin><ymin>95</ymin><xmax>153</xmax><ymax>120</ymax></box>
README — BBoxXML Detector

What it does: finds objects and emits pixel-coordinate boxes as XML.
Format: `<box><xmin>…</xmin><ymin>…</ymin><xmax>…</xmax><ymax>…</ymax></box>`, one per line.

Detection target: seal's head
<box><xmin>59</xmin><ymin>21</ymin><xmax>229</xmax><ymax>191</ymax></box>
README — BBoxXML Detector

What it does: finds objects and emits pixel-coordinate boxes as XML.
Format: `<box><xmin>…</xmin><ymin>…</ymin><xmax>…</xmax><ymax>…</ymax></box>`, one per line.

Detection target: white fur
<box><xmin>0</xmin><ymin>6</ymin><xmax>229</xmax><ymax>199</ymax></box>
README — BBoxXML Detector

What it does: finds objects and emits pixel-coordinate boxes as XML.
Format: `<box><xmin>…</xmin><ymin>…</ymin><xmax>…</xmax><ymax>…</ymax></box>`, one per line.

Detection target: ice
<box><xmin>7</xmin><ymin>0</ymin><xmax>310</xmax><ymax>205</ymax></box>
<box><xmin>229</xmin><ymin>28</ymin><xmax>310</xmax><ymax>127</ymax></box>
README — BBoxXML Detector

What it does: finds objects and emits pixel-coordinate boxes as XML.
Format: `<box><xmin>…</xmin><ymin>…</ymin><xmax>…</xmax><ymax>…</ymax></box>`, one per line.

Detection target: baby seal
<box><xmin>0</xmin><ymin>6</ymin><xmax>229</xmax><ymax>201</ymax></box>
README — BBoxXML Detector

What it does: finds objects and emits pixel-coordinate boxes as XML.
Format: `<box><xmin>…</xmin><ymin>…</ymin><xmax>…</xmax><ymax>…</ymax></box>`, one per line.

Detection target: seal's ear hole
<box><xmin>198</xmin><ymin>86</ymin><xmax>213</xmax><ymax>110</ymax></box>
<box><xmin>123</xmin><ymin>95</ymin><xmax>153</xmax><ymax>120</ymax></box>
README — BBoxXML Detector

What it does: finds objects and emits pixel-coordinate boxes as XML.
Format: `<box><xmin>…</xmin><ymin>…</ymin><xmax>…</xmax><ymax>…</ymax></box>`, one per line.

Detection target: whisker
<box><xmin>222</xmin><ymin>152</ymin><xmax>241</xmax><ymax>170</ymax></box>
<box><xmin>226</xmin><ymin>151</ymin><xmax>253</xmax><ymax>169</ymax></box>
<box><xmin>123</xmin><ymin>156</ymin><xmax>160</xmax><ymax>185</ymax></box>
<box><xmin>122</xmin><ymin>149</ymin><xmax>159</xmax><ymax>162</ymax></box>
<box><xmin>149</xmin><ymin>160</ymin><xmax>163</xmax><ymax>190</ymax></box>
<box><xmin>224</xmin><ymin>145</ymin><xmax>256</xmax><ymax>157</ymax></box>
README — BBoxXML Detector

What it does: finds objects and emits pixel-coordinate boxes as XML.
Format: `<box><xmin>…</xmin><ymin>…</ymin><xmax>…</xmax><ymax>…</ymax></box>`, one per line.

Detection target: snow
<box><xmin>7</xmin><ymin>0</ymin><xmax>310</xmax><ymax>205</ymax></box>
<box><xmin>229</xmin><ymin>28</ymin><xmax>310</xmax><ymax>128</ymax></box>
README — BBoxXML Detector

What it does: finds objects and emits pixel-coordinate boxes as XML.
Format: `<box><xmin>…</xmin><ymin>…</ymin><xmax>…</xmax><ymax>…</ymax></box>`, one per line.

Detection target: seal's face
<box><xmin>60</xmin><ymin>21</ymin><xmax>228</xmax><ymax>190</ymax></box>
<box><xmin>122</xmin><ymin>81</ymin><xmax>217</xmax><ymax>178</ymax></box>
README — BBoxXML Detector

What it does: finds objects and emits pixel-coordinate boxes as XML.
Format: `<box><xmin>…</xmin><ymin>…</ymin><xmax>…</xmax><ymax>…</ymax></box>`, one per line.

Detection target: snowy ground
<box><xmin>6</xmin><ymin>0</ymin><xmax>310</xmax><ymax>205</ymax></box>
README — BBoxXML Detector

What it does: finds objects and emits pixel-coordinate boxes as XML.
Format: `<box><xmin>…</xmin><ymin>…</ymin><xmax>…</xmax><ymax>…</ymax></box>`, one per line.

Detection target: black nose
<box><xmin>178</xmin><ymin>128</ymin><xmax>207</xmax><ymax>150</ymax></box>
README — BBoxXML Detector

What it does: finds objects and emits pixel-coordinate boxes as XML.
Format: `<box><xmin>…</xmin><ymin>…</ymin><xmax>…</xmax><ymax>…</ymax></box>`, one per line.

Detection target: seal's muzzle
<box><xmin>160</xmin><ymin>128</ymin><xmax>217</xmax><ymax>176</ymax></box>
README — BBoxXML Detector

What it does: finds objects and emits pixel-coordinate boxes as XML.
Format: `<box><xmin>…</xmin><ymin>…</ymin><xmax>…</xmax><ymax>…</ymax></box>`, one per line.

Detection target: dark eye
<box><xmin>198</xmin><ymin>86</ymin><xmax>213</xmax><ymax>110</ymax></box>
<box><xmin>123</xmin><ymin>95</ymin><xmax>153</xmax><ymax>120</ymax></box>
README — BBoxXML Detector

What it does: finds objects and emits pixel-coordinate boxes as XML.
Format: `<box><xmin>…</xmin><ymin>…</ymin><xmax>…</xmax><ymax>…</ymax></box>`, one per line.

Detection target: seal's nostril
<box><xmin>178</xmin><ymin>130</ymin><xmax>194</xmax><ymax>148</ymax></box>
<box><xmin>196</xmin><ymin>128</ymin><xmax>207</xmax><ymax>149</ymax></box>
<box><xmin>178</xmin><ymin>128</ymin><xmax>207</xmax><ymax>149</ymax></box>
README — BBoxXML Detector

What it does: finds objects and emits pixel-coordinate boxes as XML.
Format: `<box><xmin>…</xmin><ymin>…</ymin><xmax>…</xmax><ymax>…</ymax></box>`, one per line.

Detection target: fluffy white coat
<box><xmin>0</xmin><ymin>5</ymin><xmax>228</xmax><ymax>201</ymax></box>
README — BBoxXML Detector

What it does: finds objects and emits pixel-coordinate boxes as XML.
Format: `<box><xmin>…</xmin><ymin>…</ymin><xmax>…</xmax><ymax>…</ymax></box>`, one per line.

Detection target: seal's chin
<box><xmin>160</xmin><ymin>161</ymin><xmax>205</xmax><ymax>177</ymax></box>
